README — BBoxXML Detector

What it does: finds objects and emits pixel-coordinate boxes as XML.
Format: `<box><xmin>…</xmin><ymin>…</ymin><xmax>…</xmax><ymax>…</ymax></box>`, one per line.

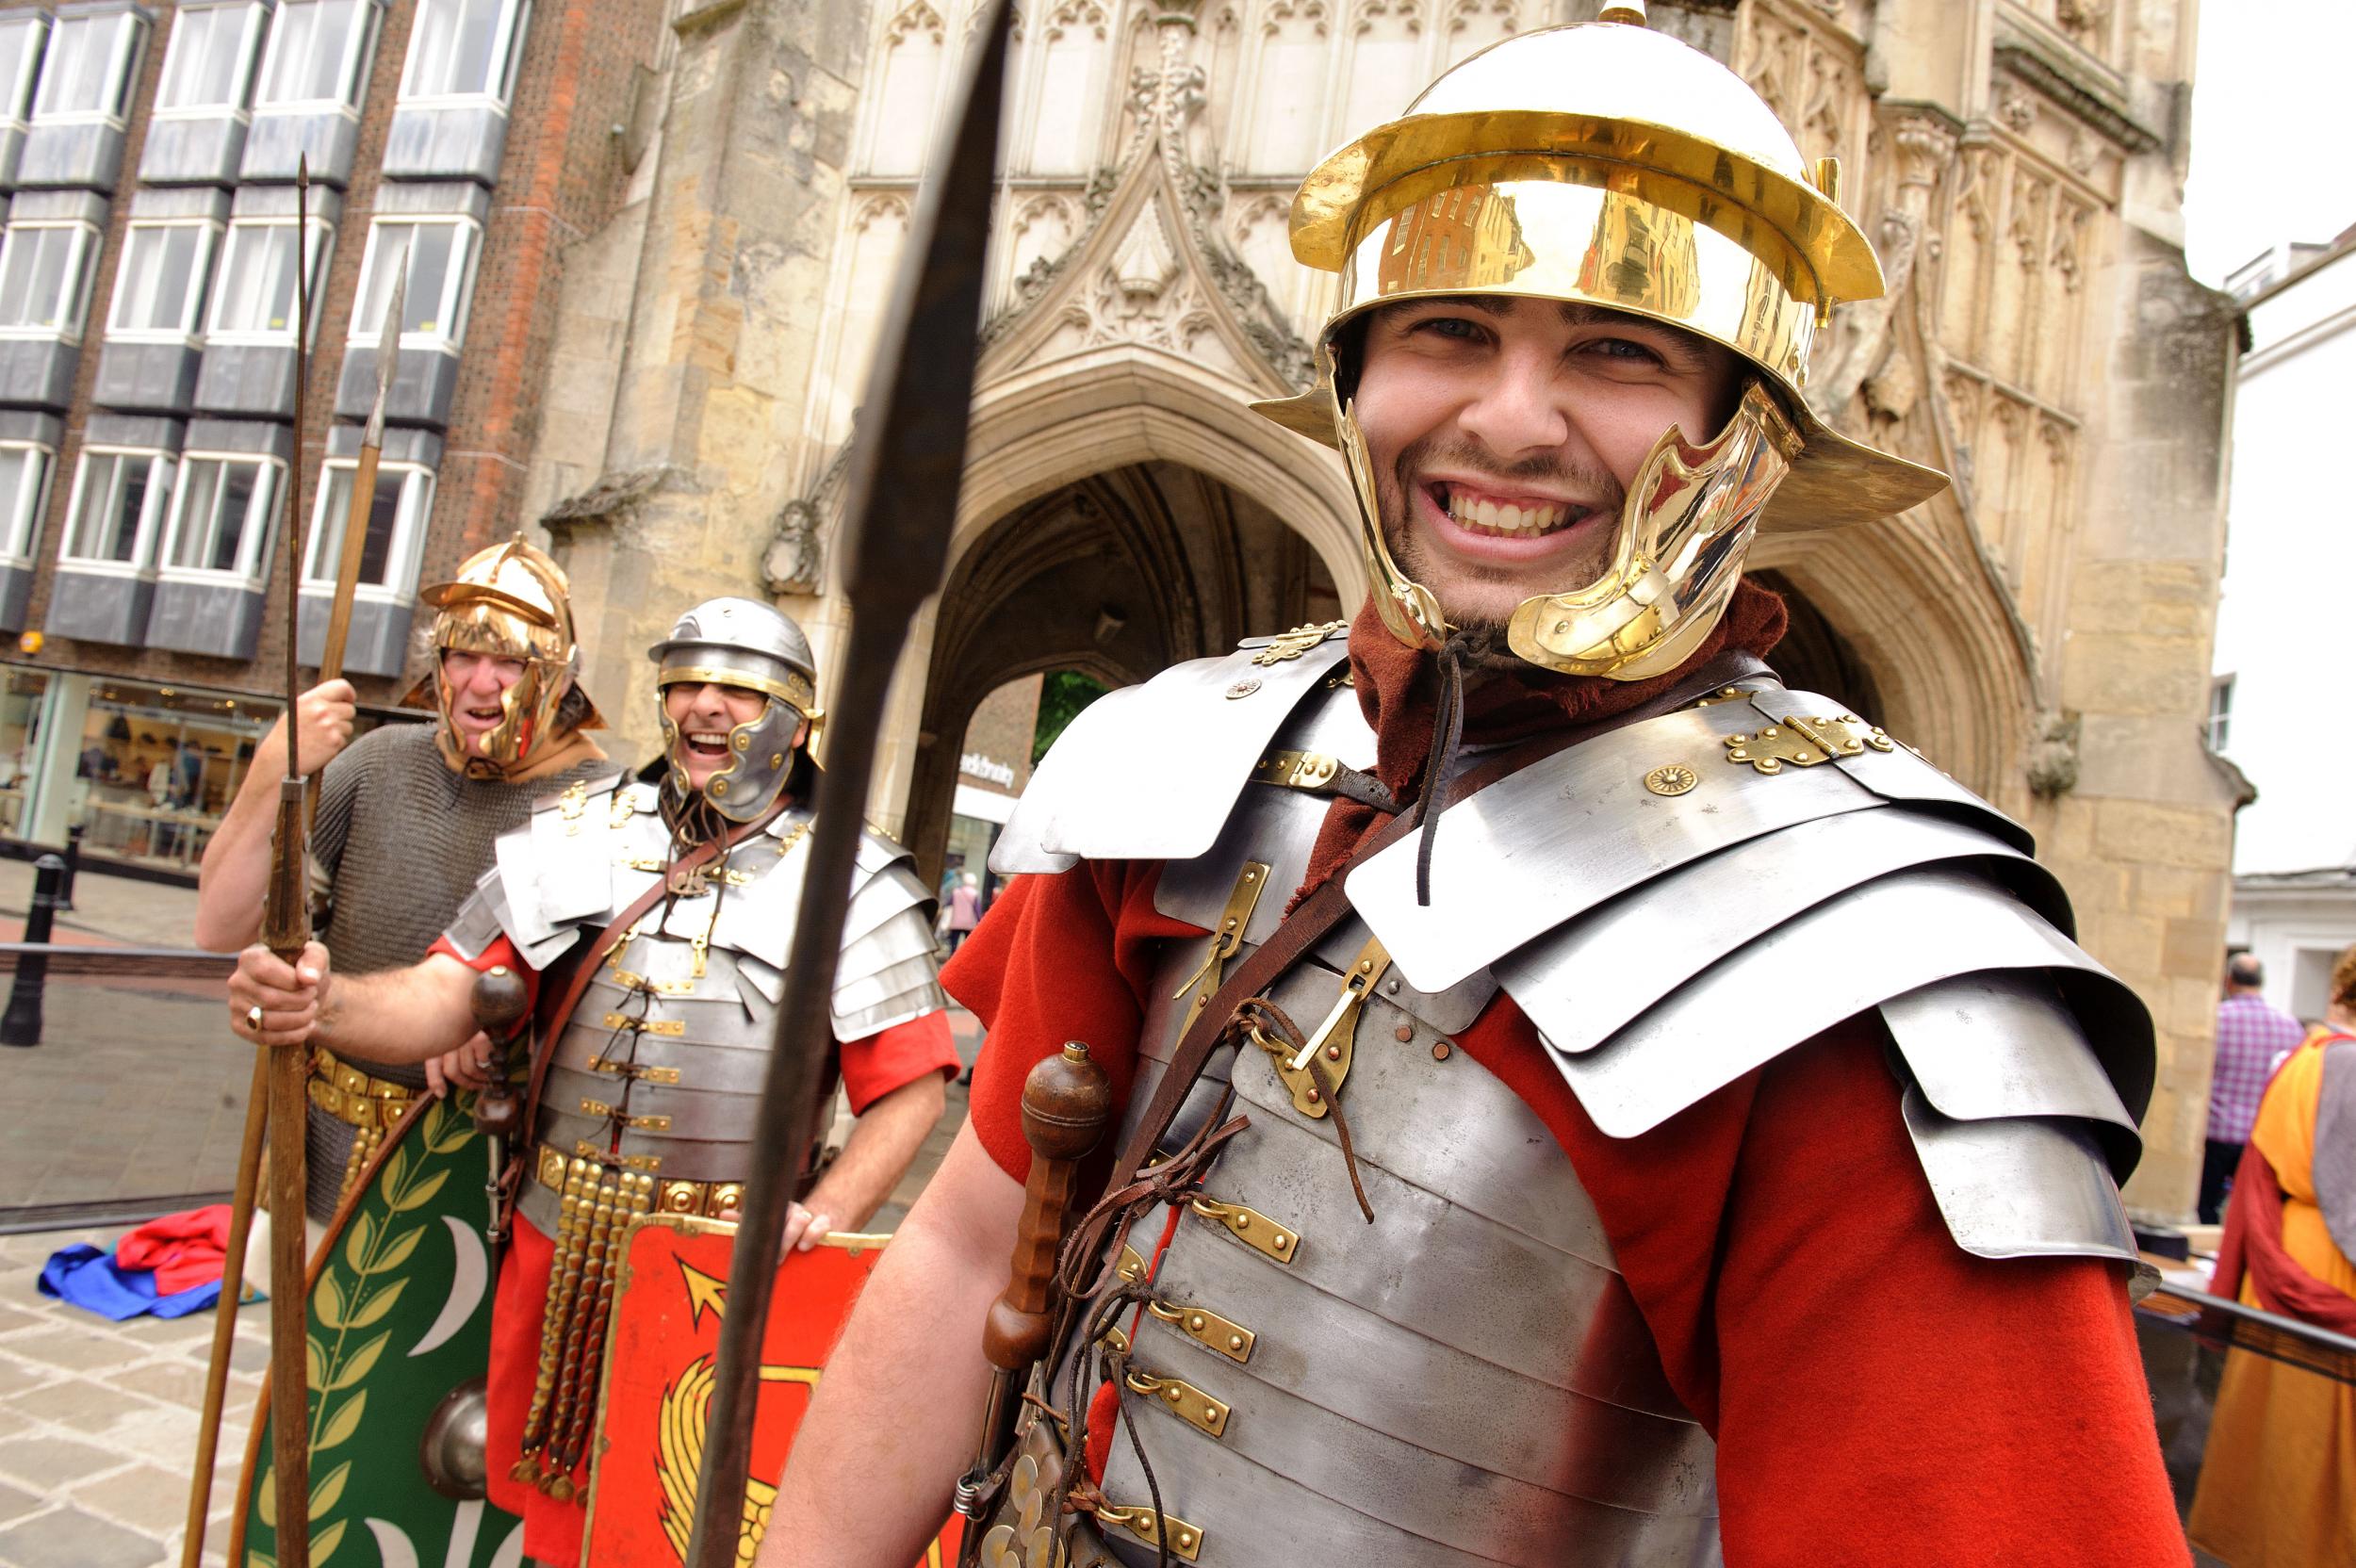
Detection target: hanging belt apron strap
<box><xmin>1098</xmin><ymin>648</ymin><xmax>1769</xmax><ymax>1198</ymax></box>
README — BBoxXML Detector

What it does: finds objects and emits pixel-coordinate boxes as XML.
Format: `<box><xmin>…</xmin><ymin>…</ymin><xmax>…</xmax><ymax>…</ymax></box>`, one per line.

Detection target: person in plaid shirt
<box><xmin>2203</xmin><ymin>952</ymin><xmax>2307</xmax><ymax>1220</ymax></box>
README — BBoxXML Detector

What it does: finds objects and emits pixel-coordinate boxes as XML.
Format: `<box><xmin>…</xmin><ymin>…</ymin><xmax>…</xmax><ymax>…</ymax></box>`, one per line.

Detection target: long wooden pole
<box><xmin>182</xmin><ymin>158</ymin><xmax>321</xmax><ymax>1568</ymax></box>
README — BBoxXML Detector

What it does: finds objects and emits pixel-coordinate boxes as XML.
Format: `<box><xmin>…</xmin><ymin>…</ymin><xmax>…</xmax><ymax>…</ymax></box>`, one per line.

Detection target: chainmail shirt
<box><xmin>301</xmin><ymin>723</ymin><xmax>612</xmax><ymax>1218</ymax></box>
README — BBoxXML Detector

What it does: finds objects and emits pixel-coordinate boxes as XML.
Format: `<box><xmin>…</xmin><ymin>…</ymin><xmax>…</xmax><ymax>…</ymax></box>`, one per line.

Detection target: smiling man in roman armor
<box><xmin>762</xmin><ymin>10</ymin><xmax>2187</xmax><ymax>1568</ymax></box>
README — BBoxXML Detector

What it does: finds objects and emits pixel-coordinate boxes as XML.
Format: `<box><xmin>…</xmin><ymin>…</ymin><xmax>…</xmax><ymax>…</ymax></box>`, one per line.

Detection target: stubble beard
<box><xmin>1372</xmin><ymin>433</ymin><xmax>1627</xmax><ymax>669</ymax></box>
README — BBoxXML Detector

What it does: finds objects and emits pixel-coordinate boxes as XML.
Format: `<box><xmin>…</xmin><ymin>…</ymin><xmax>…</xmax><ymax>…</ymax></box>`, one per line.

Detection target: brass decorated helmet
<box><xmin>401</xmin><ymin>536</ymin><xmax>598</xmax><ymax>775</ymax></box>
<box><xmin>647</xmin><ymin>596</ymin><xmax>823</xmax><ymax>824</ymax></box>
<box><xmin>1252</xmin><ymin>3</ymin><xmax>1948</xmax><ymax>680</ymax></box>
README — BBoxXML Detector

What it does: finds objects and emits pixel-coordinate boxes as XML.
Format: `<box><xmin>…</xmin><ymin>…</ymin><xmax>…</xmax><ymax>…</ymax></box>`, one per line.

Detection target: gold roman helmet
<box><xmin>1252</xmin><ymin>2</ymin><xmax>1949</xmax><ymax>679</ymax></box>
<box><xmin>400</xmin><ymin>535</ymin><xmax>599</xmax><ymax>776</ymax></box>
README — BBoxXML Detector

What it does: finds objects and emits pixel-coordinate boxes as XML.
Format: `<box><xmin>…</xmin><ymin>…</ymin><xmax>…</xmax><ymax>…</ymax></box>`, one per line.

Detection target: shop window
<box><xmin>255</xmin><ymin>0</ymin><xmax>374</xmax><ymax>109</ymax></box>
<box><xmin>29</xmin><ymin>9</ymin><xmax>143</xmax><ymax>123</ymax></box>
<box><xmin>107</xmin><ymin>221</ymin><xmax>221</xmax><ymax>341</ymax></box>
<box><xmin>68</xmin><ymin>678</ymin><xmax>280</xmax><ymax>871</ymax></box>
<box><xmin>304</xmin><ymin>459</ymin><xmax>431</xmax><ymax>594</ymax></box>
<box><xmin>160</xmin><ymin>453</ymin><xmax>279</xmax><ymax>580</ymax></box>
<box><xmin>352</xmin><ymin>218</ymin><xmax>480</xmax><ymax>351</ymax></box>
<box><xmin>0</xmin><ymin>443</ymin><xmax>53</xmax><ymax>564</ymax></box>
<box><xmin>59</xmin><ymin>448</ymin><xmax>173</xmax><ymax>567</ymax></box>
<box><xmin>401</xmin><ymin>0</ymin><xmax>528</xmax><ymax>104</ymax></box>
<box><xmin>155</xmin><ymin>2</ymin><xmax>269</xmax><ymax>114</ymax></box>
<box><xmin>0</xmin><ymin>13</ymin><xmax>47</xmax><ymax>126</ymax></box>
<box><xmin>205</xmin><ymin>219</ymin><xmax>334</xmax><ymax>344</ymax></box>
<box><xmin>0</xmin><ymin>221</ymin><xmax>100</xmax><ymax>339</ymax></box>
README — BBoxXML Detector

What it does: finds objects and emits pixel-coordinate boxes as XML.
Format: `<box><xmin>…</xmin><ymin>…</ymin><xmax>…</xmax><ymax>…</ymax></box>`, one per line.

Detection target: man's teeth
<box><xmin>688</xmin><ymin>732</ymin><xmax>729</xmax><ymax>748</ymax></box>
<box><xmin>1445</xmin><ymin>488</ymin><xmax>1570</xmax><ymax>538</ymax></box>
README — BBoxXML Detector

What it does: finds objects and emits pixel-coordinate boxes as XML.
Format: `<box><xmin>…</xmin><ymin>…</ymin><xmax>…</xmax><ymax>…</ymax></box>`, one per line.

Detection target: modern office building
<box><xmin>0</xmin><ymin>0</ymin><xmax>665</xmax><ymax>869</ymax></box>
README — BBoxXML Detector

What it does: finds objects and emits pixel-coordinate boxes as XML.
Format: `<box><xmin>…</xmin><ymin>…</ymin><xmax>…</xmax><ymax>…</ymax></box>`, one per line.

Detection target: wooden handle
<box><xmin>981</xmin><ymin>1041</ymin><xmax>1111</xmax><ymax>1373</ymax></box>
<box><xmin>469</xmin><ymin>965</ymin><xmax>531</xmax><ymax>1137</ymax></box>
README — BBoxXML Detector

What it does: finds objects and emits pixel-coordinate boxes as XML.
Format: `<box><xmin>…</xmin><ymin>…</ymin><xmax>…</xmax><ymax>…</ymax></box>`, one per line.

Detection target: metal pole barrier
<box><xmin>1</xmin><ymin>853</ymin><xmax>66</xmax><ymax>1046</ymax></box>
<box><xmin>59</xmin><ymin>824</ymin><xmax>81</xmax><ymax>910</ymax></box>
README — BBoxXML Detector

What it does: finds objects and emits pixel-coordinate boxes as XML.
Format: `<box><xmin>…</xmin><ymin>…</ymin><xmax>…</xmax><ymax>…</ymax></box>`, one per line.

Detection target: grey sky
<box><xmin>2182</xmin><ymin>0</ymin><xmax>2356</xmax><ymax>284</ymax></box>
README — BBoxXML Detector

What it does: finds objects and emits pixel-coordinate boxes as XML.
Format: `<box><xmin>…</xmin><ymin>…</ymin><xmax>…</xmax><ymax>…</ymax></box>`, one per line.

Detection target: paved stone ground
<box><xmin>0</xmin><ymin>1227</ymin><xmax>264</xmax><ymax>1568</ymax></box>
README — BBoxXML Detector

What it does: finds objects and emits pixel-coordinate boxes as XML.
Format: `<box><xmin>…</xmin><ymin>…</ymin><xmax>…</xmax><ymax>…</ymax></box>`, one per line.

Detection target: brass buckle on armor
<box><xmin>1144</xmin><ymin>1297</ymin><xmax>1255</xmax><ymax>1364</ymax></box>
<box><xmin>1169</xmin><ymin>860</ymin><xmax>1268</xmax><ymax>1010</ymax></box>
<box><xmin>558</xmin><ymin>779</ymin><xmax>589</xmax><ymax>835</ymax></box>
<box><xmin>1122</xmin><ymin>1366</ymin><xmax>1228</xmax><ymax>1439</ymax></box>
<box><xmin>1188</xmin><ymin>1194</ymin><xmax>1298</xmax><ymax>1265</ymax></box>
<box><xmin>570</xmin><ymin>1138</ymin><xmax>661</xmax><ymax>1172</ymax></box>
<box><xmin>576</xmin><ymin>1099</ymin><xmax>672</xmax><ymax>1132</ymax></box>
<box><xmin>597</xmin><ymin>1011</ymin><xmax>686</xmax><ymax>1040</ymax></box>
<box><xmin>1722</xmin><ymin>712</ymin><xmax>1894</xmax><ymax>775</ymax></box>
<box><xmin>1094</xmin><ymin>1502</ymin><xmax>1205</xmax><ymax>1561</ymax></box>
<box><xmin>1252</xmin><ymin>936</ymin><xmax>1391</xmax><ymax>1119</ymax></box>
<box><xmin>586</xmin><ymin>1050</ymin><xmax>682</xmax><ymax>1083</ymax></box>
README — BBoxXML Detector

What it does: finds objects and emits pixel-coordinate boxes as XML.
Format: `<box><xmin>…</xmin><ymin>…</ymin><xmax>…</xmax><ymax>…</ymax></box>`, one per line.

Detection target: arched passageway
<box><xmin>904</xmin><ymin>459</ymin><xmax>1340</xmax><ymax>880</ymax></box>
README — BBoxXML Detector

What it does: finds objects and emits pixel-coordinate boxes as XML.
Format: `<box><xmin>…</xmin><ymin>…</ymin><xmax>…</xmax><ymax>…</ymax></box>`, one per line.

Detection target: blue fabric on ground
<box><xmin>39</xmin><ymin>1242</ymin><xmax>223</xmax><ymax>1320</ymax></box>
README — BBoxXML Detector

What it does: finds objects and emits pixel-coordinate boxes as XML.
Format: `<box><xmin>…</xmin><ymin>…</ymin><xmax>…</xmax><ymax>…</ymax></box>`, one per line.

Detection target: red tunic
<box><xmin>434</xmin><ymin>932</ymin><xmax>960</xmax><ymax>1562</ymax></box>
<box><xmin>945</xmin><ymin>584</ymin><xmax>2189</xmax><ymax>1563</ymax></box>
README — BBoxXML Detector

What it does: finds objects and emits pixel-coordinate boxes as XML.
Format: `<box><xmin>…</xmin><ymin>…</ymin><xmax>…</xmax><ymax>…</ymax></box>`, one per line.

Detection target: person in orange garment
<box><xmin>232</xmin><ymin>597</ymin><xmax>958</xmax><ymax>1567</ymax></box>
<box><xmin>2188</xmin><ymin>941</ymin><xmax>2356</xmax><ymax>1567</ymax></box>
<box><xmin>760</xmin><ymin>15</ymin><xmax>2187</xmax><ymax>1568</ymax></box>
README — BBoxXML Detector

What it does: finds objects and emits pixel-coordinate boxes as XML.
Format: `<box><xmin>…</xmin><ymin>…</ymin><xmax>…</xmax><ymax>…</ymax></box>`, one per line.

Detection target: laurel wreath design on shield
<box><xmin>247</xmin><ymin>1094</ymin><xmax>475</xmax><ymax>1567</ymax></box>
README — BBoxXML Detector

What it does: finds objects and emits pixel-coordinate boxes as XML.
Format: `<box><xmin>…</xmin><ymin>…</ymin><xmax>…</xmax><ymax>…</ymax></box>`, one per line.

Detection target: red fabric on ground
<box><xmin>115</xmin><ymin>1203</ymin><xmax>232</xmax><ymax>1296</ymax></box>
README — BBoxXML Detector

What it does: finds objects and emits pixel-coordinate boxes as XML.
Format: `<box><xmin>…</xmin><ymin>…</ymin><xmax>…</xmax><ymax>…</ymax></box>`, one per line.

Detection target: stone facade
<box><xmin>516</xmin><ymin>0</ymin><xmax>2238</xmax><ymax>1219</ymax></box>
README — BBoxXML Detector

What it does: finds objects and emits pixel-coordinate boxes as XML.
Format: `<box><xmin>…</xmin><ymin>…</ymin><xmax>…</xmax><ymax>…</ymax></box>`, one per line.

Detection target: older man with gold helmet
<box><xmin>768</xmin><ymin>10</ymin><xmax>2185</xmax><ymax>1568</ymax></box>
<box><xmin>206</xmin><ymin>535</ymin><xmax>612</xmax><ymax>1226</ymax></box>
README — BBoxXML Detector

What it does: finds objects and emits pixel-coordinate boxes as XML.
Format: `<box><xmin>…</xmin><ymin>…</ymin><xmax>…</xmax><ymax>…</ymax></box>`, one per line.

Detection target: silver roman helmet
<box><xmin>647</xmin><ymin>596</ymin><xmax>824</xmax><ymax>822</ymax></box>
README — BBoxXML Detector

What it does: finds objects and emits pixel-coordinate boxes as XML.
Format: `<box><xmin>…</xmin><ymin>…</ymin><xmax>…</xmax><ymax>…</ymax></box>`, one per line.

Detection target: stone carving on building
<box><xmin>540</xmin><ymin>465</ymin><xmax>695</xmax><ymax>540</ymax></box>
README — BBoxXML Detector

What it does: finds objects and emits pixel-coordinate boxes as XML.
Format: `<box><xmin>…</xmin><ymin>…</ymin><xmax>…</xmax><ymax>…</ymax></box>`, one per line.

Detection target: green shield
<box><xmin>235</xmin><ymin>1093</ymin><xmax>524</xmax><ymax>1568</ymax></box>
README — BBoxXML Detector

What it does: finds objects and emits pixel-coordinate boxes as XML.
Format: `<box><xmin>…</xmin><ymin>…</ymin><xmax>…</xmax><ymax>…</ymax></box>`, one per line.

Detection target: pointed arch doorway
<box><xmin>903</xmin><ymin>458</ymin><xmax>1341</xmax><ymax>883</ymax></box>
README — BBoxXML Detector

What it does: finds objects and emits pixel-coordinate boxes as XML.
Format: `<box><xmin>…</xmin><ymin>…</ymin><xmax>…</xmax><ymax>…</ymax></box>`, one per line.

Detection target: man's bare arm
<box><xmin>193</xmin><ymin>680</ymin><xmax>356</xmax><ymax>952</ymax></box>
<box><xmin>229</xmin><ymin>941</ymin><xmax>480</xmax><ymax>1068</ymax></box>
<box><xmin>760</xmin><ymin>1120</ymin><xmax>1020</xmax><ymax>1566</ymax></box>
<box><xmin>797</xmin><ymin>1070</ymin><xmax>948</xmax><ymax>1241</ymax></box>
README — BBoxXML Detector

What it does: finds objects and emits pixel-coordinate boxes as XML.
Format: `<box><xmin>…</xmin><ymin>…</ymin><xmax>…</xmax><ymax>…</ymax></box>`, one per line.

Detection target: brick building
<box><xmin>0</xmin><ymin>0</ymin><xmax>665</xmax><ymax>864</ymax></box>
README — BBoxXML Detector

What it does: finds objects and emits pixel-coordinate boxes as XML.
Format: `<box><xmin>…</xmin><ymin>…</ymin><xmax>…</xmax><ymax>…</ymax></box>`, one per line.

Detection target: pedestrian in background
<box><xmin>2203</xmin><ymin>953</ymin><xmax>2306</xmax><ymax>1222</ymax></box>
<box><xmin>943</xmin><ymin>869</ymin><xmax>980</xmax><ymax>953</ymax></box>
<box><xmin>2188</xmin><ymin>942</ymin><xmax>2356</xmax><ymax>1566</ymax></box>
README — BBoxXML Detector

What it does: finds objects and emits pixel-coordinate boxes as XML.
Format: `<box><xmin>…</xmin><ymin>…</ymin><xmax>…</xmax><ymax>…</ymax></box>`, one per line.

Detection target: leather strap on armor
<box><xmin>513</xmin><ymin>804</ymin><xmax>789</xmax><ymax>1194</ymax></box>
<box><xmin>1098</xmin><ymin>647</ymin><xmax>1768</xmax><ymax>1215</ymax></box>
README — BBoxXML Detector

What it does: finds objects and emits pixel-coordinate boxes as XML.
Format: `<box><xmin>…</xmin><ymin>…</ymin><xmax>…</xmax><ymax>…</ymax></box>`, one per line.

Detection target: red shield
<box><xmin>581</xmin><ymin>1214</ymin><xmax>962</xmax><ymax>1566</ymax></box>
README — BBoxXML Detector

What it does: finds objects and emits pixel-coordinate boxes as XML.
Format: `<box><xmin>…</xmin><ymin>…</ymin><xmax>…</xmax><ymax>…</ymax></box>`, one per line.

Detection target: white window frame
<box><xmin>106</xmin><ymin>219</ymin><xmax>222</xmax><ymax>345</ymax></box>
<box><xmin>153</xmin><ymin>1</ymin><xmax>270</xmax><ymax>119</ymax></box>
<box><xmin>0</xmin><ymin>13</ymin><xmax>50</xmax><ymax>129</ymax></box>
<box><xmin>254</xmin><ymin>0</ymin><xmax>380</xmax><ymax>116</ymax></box>
<box><xmin>349</xmin><ymin>215</ymin><xmax>483</xmax><ymax>352</ymax></box>
<box><xmin>303</xmin><ymin>458</ymin><xmax>434</xmax><ymax>600</ymax></box>
<box><xmin>0</xmin><ymin>220</ymin><xmax>103</xmax><ymax>342</ymax></box>
<box><xmin>397</xmin><ymin>0</ymin><xmax>529</xmax><ymax>109</ymax></box>
<box><xmin>57</xmin><ymin>446</ymin><xmax>175</xmax><ymax>575</ymax></box>
<box><xmin>28</xmin><ymin>8</ymin><xmax>144</xmax><ymax>127</ymax></box>
<box><xmin>203</xmin><ymin>217</ymin><xmax>336</xmax><ymax>347</ymax></box>
<box><xmin>156</xmin><ymin>449</ymin><xmax>283</xmax><ymax>585</ymax></box>
<box><xmin>0</xmin><ymin>440</ymin><xmax>56</xmax><ymax>566</ymax></box>
<box><xmin>2206</xmin><ymin>674</ymin><xmax>2234</xmax><ymax>754</ymax></box>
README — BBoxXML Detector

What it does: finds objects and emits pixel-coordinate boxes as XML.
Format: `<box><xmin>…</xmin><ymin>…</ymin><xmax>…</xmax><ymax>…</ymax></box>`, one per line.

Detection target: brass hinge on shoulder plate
<box><xmin>1170</xmin><ymin>860</ymin><xmax>1268</xmax><ymax>1010</ymax></box>
<box><xmin>1723</xmin><ymin>713</ymin><xmax>1894</xmax><ymax>775</ymax></box>
<box><xmin>1251</xmin><ymin>749</ymin><xmax>1340</xmax><ymax>792</ymax></box>
<box><xmin>1253</xmin><ymin>935</ymin><xmax>1391</xmax><ymax>1119</ymax></box>
<box><xmin>1249</xmin><ymin>619</ymin><xmax>1348</xmax><ymax>666</ymax></box>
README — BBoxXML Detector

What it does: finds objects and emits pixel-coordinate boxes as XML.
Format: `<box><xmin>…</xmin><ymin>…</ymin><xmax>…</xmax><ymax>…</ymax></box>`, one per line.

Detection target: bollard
<box><xmin>1</xmin><ymin>853</ymin><xmax>65</xmax><ymax>1047</ymax></box>
<box><xmin>59</xmin><ymin>824</ymin><xmax>82</xmax><ymax>911</ymax></box>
